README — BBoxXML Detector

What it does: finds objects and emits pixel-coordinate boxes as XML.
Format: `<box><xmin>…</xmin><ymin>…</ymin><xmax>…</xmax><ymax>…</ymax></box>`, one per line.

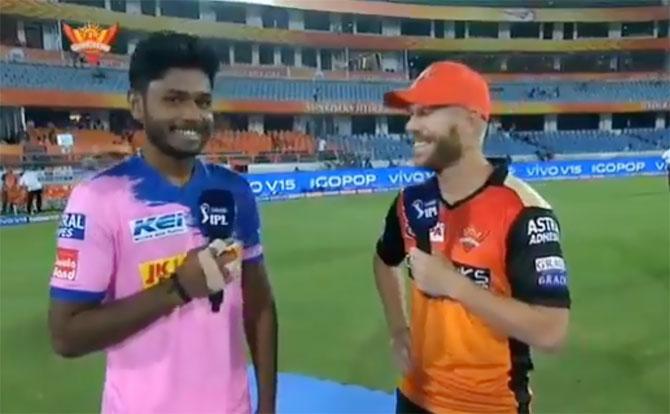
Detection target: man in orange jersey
<box><xmin>373</xmin><ymin>61</ymin><xmax>570</xmax><ymax>414</ymax></box>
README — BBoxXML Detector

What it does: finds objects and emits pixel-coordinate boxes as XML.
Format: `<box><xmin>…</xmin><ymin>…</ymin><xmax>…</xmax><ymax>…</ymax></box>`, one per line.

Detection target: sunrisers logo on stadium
<box><xmin>130</xmin><ymin>212</ymin><xmax>188</xmax><ymax>243</ymax></box>
<box><xmin>62</xmin><ymin>22</ymin><xmax>119</xmax><ymax>65</ymax></box>
<box><xmin>139</xmin><ymin>253</ymin><xmax>187</xmax><ymax>288</ymax></box>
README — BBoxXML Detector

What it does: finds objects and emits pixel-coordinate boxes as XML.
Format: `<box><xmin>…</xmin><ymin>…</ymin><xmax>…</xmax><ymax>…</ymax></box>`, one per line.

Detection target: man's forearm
<box><xmin>245</xmin><ymin>300</ymin><xmax>278</xmax><ymax>413</ymax></box>
<box><xmin>242</xmin><ymin>261</ymin><xmax>278</xmax><ymax>413</ymax></box>
<box><xmin>49</xmin><ymin>280</ymin><xmax>182</xmax><ymax>357</ymax></box>
<box><xmin>454</xmin><ymin>280</ymin><xmax>567</xmax><ymax>352</ymax></box>
<box><xmin>373</xmin><ymin>254</ymin><xmax>408</xmax><ymax>335</ymax></box>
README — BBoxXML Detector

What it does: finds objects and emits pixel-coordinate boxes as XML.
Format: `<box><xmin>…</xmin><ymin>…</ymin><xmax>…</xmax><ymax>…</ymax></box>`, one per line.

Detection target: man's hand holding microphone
<box><xmin>168</xmin><ymin>238</ymin><xmax>243</xmax><ymax>307</ymax></box>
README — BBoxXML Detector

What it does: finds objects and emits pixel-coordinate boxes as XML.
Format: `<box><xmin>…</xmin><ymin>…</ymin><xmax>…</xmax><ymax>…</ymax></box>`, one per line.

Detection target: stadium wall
<box><xmin>247</xmin><ymin>154</ymin><xmax>667</xmax><ymax>200</ymax></box>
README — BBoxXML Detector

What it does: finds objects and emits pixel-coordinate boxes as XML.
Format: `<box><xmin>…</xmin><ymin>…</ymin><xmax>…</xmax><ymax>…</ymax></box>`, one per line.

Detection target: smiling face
<box><xmin>129</xmin><ymin>67</ymin><xmax>214</xmax><ymax>160</ymax></box>
<box><xmin>405</xmin><ymin>105</ymin><xmax>487</xmax><ymax>172</ymax></box>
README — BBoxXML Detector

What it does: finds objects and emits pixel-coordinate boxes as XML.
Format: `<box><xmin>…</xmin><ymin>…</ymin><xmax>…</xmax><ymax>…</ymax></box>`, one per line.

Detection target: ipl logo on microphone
<box><xmin>200</xmin><ymin>203</ymin><xmax>230</xmax><ymax>227</ymax></box>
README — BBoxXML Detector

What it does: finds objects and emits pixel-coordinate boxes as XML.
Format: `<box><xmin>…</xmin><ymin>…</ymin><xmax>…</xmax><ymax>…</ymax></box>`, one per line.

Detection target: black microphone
<box><xmin>197</xmin><ymin>189</ymin><xmax>237</xmax><ymax>313</ymax></box>
<box><xmin>405</xmin><ymin>197</ymin><xmax>439</xmax><ymax>255</ymax></box>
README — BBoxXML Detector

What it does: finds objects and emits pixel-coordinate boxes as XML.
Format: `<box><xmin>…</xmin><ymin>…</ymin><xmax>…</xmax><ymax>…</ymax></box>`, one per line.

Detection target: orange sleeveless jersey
<box><xmin>376</xmin><ymin>166</ymin><xmax>571</xmax><ymax>414</ymax></box>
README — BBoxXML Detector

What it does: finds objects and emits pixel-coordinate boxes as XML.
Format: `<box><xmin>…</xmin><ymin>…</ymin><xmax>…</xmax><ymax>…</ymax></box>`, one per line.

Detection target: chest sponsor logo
<box><xmin>58</xmin><ymin>213</ymin><xmax>86</xmax><ymax>240</ymax></box>
<box><xmin>139</xmin><ymin>253</ymin><xmax>187</xmax><ymax>288</ymax></box>
<box><xmin>53</xmin><ymin>248</ymin><xmax>79</xmax><ymax>281</ymax></box>
<box><xmin>130</xmin><ymin>212</ymin><xmax>188</xmax><ymax>243</ymax></box>
<box><xmin>535</xmin><ymin>255</ymin><xmax>568</xmax><ymax>287</ymax></box>
<box><xmin>527</xmin><ymin>215</ymin><xmax>559</xmax><ymax>245</ymax></box>
<box><xmin>429</xmin><ymin>222</ymin><xmax>445</xmax><ymax>243</ymax></box>
<box><xmin>454</xmin><ymin>261</ymin><xmax>491</xmax><ymax>289</ymax></box>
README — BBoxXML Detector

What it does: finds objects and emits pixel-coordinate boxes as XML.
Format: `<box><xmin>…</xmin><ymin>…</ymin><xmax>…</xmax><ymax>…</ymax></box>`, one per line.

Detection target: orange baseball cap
<box><xmin>384</xmin><ymin>61</ymin><xmax>491</xmax><ymax>121</ymax></box>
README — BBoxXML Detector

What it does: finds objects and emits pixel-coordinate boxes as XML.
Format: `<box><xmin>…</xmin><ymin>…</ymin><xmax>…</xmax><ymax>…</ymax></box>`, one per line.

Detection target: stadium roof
<box><xmin>371</xmin><ymin>0</ymin><xmax>666</xmax><ymax>7</ymax></box>
<box><xmin>218</xmin><ymin>0</ymin><xmax>670</xmax><ymax>21</ymax></box>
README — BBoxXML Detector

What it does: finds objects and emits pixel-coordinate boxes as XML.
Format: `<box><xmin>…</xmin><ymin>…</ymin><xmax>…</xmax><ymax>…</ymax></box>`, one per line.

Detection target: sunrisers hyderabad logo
<box><xmin>62</xmin><ymin>22</ymin><xmax>119</xmax><ymax>65</ymax></box>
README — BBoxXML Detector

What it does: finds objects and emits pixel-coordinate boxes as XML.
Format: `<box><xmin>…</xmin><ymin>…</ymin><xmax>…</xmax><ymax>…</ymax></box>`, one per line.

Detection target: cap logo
<box><xmin>412</xmin><ymin>66</ymin><xmax>435</xmax><ymax>88</ymax></box>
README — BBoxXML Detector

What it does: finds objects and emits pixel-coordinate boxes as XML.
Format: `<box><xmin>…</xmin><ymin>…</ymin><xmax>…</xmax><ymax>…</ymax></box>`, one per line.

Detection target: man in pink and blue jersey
<box><xmin>48</xmin><ymin>32</ymin><xmax>278</xmax><ymax>414</ymax></box>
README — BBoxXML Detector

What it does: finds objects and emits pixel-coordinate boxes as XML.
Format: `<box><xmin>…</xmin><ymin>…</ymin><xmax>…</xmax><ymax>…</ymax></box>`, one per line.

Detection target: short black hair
<box><xmin>129</xmin><ymin>31</ymin><xmax>219</xmax><ymax>92</ymax></box>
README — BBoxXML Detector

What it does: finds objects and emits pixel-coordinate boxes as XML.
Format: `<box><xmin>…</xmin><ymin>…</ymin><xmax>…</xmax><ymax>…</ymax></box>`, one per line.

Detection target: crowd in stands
<box><xmin>2</xmin><ymin>118</ymin><xmax>668</xmax><ymax>165</ymax></box>
<box><xmin>2</xmin><ymin>123</ymin><xmax>668</xmax><ymax>216</ymax></box>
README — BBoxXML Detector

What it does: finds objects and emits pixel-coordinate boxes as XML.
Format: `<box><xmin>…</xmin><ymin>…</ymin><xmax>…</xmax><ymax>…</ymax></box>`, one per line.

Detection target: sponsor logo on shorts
<box><xmin>138</xmin><ymin>253</ymin><xmax>187</xmax><ymax>288</ymax></box>
<box><xmin>130</xmin><ymin>212</ymin><xmax>188</xmax><ymax>243</ymax></box>
<box><xmin>53</xmin><ymin>248</ymin><xmax>79</xmax><ymax>281</ymax></box>
<box><xmin>58</xmin><ymin>213</ymin><xmax>86</xmax><ymax>240</ymax></box>
<box><xmin>527</xmin><ymin>215</ymin><xmax>559</xmax><ymax>245</ymax></box>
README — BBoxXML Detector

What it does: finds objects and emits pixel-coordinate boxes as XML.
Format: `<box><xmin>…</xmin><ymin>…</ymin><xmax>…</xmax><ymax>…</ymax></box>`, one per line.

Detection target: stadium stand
<box><xmin>2</xmin><ymin>62</ymin><xmax>669</xmax><ymax>104</ymax></box>
<box><xmin>325</xmin><ymin>128</ymin><xmax>670</xmax><ymax>160</ymax></box>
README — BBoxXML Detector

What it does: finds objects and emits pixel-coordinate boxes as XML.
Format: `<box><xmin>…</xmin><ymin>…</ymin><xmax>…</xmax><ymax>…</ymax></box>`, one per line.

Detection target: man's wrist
<box><xmin>166</xmin><ymin>272</ymin><xmax>192</xmax><ymax>306</ymax></box>
<box><xmin>257</xmin><ymin>398</ymin><xmax>276</xmax><ymax>414</ymax></box>
<box><xmin>449</xmin><ymin>272</ymin><xmax>479</xmax><ymax>303</ymax></box>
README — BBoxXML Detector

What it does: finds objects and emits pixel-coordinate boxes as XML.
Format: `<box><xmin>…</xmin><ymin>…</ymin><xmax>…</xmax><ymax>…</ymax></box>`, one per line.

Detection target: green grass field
<box><xmin>1</xmin><ymin>176</ymin><xmax>669</xmax><ymax>413</ymax></box>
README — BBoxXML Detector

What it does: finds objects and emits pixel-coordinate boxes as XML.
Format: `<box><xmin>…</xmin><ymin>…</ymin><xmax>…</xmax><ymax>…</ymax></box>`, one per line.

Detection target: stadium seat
<box><xmin>3</xmin><ymin>62</ymin><xmax>668</xmax><ymax>104</ymax></box>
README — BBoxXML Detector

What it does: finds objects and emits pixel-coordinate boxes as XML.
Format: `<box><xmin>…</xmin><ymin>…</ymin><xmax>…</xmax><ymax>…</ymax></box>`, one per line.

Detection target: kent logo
<box><xmin>58</xmin><ymin>213</ymin><xmax>86</xmax><ymax>240</ymax></box>
<box><xmin>130</xmin><ymin>212</ymin><xmax>188</xmax><ymax>243</ymax></box>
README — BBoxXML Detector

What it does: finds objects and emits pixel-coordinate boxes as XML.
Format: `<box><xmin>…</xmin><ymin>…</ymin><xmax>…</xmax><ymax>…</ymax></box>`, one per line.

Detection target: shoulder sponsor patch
<box><xmin>429</xmin><ymin>222</ymin><xmax>445</xmax><ymax>243</ymax></box>
<box><xmin>58</xmin><ymin>213</ymin><xmax>86</xmax><ymax>240</ymax></box>
<box><xmin>527</xmin><ymin>215</ymin><xmax>560</xmax><ymax>245</ymax></box>
<box><xmin>53</xmin><ymin>248</ymin><xmax>79</xmax><ymax>281</ymax></box>
<box><xmin>535</xmin><ymin>256</ymin><xmax>568</xmax><ymax>287</ymax></box>
<box><xmin>130</xmin><ymin>212</ymin><xmax>188</xmax><ymax>243</ymax></box>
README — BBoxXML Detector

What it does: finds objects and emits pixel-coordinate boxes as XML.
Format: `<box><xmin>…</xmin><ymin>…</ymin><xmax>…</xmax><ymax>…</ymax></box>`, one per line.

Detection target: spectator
<box><xmin>2</xmin><ymin>169</ymin><xmax>20</xmax><ymax>215</ymax></box>
<box><xmin>19</xmin><ymin>168</ymin><xmax>44</xmax><ymax>215</ymax></box>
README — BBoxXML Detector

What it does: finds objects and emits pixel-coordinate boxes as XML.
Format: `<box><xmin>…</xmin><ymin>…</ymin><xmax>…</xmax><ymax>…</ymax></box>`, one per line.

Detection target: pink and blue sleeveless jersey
<box><xmin>49</xmin><ymin>155</ymin><xmax>263</xmax><ymax>414</ymax></box>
